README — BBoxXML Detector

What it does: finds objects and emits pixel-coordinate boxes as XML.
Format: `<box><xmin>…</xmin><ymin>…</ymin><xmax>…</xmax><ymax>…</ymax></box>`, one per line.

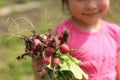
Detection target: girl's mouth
<box><xmin>83</xmin><ymin>11</ymin><xmax>100</xmax><ymax>16</ymax></box>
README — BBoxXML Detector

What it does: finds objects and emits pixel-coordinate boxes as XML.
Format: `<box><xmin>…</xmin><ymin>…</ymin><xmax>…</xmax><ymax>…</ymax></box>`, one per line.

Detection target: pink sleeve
<box><xmin>117</xmin><ymin>32</ymin><xmax>120</xmax><ymax>52</ymax></box>
<box><xmin>116</xmin><ymin>25</ymin><xmax>120</xmax><ymax>52</ymax></box>
<box><xmin>108</xmin><ymin>22</ymin><xmax>120</xmax><ymax>52</ymax></box>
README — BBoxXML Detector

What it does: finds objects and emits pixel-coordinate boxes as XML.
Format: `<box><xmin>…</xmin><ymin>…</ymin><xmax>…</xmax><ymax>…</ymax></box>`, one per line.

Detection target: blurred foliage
<box><xmin>0</xmin><ymin>0</ymin><xmax>5</xmax><ymax>8</ymax></box>
<box><xmin>0</xmin><ymin>0</ymin><xmax>37</xmax><ymax>7</ymax></box>
<box><xmin>6</xmin><ymin>57</ymin><xmax>32</xmax><ymax>80</ymax></box>
<box><xmin>17</xmin><ymin>0</ymin><xmax>33</xmax><ymax>4</ymax></box>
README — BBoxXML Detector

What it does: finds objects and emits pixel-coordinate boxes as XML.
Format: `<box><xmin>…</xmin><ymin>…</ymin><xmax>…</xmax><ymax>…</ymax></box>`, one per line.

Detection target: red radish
<box><xmin>59</xmin><ymin>43</ymin><xmax>69</xmax><ymax>54</ymax></box>
<box><xmin>71</xmin><ymin>77</ymin><xmax>75</xmax><ymax>80</ymax></box>
<box><xmin>40</xmin><ymin>34</ymin><xmax>47</xmax><ymax>44</ymax></box>
<box><xmin>40</xmin><ymin>34</ymin><xmax>47</xmax><ymax>40</ymax></box>
<box><xmin>41</xmin><ymin>56</ymin><xmax>51</xmax><ymax>65</ymax></box>
<box><xmin>27</xmin><ymin>46</ymin><xmax>33</xmax><ymax>51</ymax></box>
<box><xmin>34</xmin><ymin>39</ymin><xmax>41</xmax><ymax>50</ymax></box>
<box><xmin>28</xmin><ymin>35</ymin><xmax>33</xmax><ymax>39</ymax></box>
<box><xmin>55</xmin><ymin>39</ymin><xmax>60</xmax><ymax>46</ymax></box>
<box><xmin>45</xmin><ymin>47</ymin><xmax>54</xmax><ymax>56</ymax></box>
<box><xmin>59</xmin><ymin>34</ymin><xmax>63</xmax><ymax>39</ymax></box>
<box><xmin>53</xmin><ymin>57</ymin><xmax>60</xmax><ymax>68</ymax></box>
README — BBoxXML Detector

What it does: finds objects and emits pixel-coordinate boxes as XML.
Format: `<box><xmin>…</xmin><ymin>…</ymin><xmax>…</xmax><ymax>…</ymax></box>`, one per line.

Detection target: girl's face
<box><xmin>67</xmin><ymin>0</ymin><xmax>110</xmax><ymax>25</ymax></box>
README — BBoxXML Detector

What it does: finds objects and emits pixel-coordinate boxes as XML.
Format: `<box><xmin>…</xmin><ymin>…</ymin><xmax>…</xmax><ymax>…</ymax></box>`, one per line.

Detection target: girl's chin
<box><xmin>85</xmin><ymin>21</ymin><xmax>99</xmax><ymax>25</ymax></box>
<box><xmin>83</xmin><ymin>19</ymin><xmax>100</xmax><ymax>25</ymax></box>
<box><xmin>71</xmin><ymin>17</ymin><xmax>100</xmax><ymax>25</ymax></box>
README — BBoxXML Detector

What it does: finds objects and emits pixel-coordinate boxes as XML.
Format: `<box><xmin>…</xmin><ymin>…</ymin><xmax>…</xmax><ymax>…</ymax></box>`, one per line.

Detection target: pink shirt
<box><xmin>54</xmin><ymin>19</ymin><xmax>120</xmax><ymax>80</ymax></box>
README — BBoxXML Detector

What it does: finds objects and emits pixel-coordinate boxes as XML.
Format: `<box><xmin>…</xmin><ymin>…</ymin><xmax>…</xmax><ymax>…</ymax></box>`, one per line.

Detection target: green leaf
<box><xmin>67</xmin><ymin>54</ymin><xmax>81</xmax><ymax>64</ymax></box>
<box><xmin>62</xmin><ymin>71</ymin><xmax>73</xmax><ymax>79</ymax></box>
<box><xmin>47</xmin><ymin>56</ymin><xmax>53</xmax><ymax>70</ymax></box>
<box><xmin>69</xmin><ymin>62</ymin><xmax>88</xmax><ymax>80</ymax></box>
<box><xmin>59</xmin><ymin>60</ymin><xmax>70</xmax><ymax>71</ymax></box>
<box><xmin>42</xmin><ymin>71</ymin><xmax>52</xmax><ymax>80</ymax></box>
<box><xmin>61</xmin><ymin>54</ymin><xmax>80</xmax><ymax>65</ymax></box>
<box><xmin>47</xmin><ymin>50</ymin><xmax>88</xmax><ymax>80</ymax></box>
<box><xmin>57</xmin><ymin>71</ymin><xmax>69</xmax><ymax>80</ymax></box>
<box><xmin>60</xmin><ymin>54</ymin><xmax>70</xmax><ymax>61</ymax></box>
<box><xmin>56</xmin><ymin>50</ymin><xmax>62</xmax><ymax>57</ymax></box>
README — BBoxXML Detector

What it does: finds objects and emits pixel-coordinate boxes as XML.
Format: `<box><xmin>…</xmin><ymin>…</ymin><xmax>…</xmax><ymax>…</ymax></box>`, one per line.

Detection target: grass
<box><xmin>0</xmin><ymin>0</ymin><xmax>120</xmax><ymax>80</ymax></box>
<box><xmin>0</xmin><ymin>0</ymin><xmax>6</xmax><ymax>8</ymax></box>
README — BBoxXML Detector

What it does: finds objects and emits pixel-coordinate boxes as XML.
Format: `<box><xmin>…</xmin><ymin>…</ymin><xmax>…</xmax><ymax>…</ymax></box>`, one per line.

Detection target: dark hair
<box><xmin>62</xmin><ymin>0</ymin><xmax>68</xmax><ymax>11</ymax></box>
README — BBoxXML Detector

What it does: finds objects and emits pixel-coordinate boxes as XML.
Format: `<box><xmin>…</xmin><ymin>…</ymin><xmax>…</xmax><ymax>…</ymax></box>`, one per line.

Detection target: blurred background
<box><xmin>0</xmin><ymin>0</ymin><xmax>120</xmax><ymax>80</ymax></box>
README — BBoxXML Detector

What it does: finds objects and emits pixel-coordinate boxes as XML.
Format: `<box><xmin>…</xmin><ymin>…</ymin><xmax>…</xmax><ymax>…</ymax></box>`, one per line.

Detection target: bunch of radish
<box><xmin>17</xmin><ymin>29</ymin><xmax>69</xmax><ymax>64</ymax></box>
<box><xmin>17</xmin><ymin>29</ymin><xmax>88</xmax><ymax>80</ymax></box>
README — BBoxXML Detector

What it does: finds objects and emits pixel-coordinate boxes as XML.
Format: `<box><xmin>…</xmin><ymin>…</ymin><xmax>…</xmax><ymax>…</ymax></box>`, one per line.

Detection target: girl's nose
<box><xmin>86</xmin><ymin>1</ymin><xmax>97</xmax><ymax>11</ymax></box>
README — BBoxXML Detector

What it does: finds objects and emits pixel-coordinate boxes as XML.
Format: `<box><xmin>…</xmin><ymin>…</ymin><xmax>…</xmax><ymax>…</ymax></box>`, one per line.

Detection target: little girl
<box><xmin>32</xmin><ymin>0</ymin><xmax>120</xmax><ymax>80</ymax></box>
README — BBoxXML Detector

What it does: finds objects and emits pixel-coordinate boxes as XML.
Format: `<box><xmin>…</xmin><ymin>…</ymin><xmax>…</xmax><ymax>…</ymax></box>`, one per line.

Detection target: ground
<box><xmin>0</xmin><ymin>0</ymin><xmax>66</xmax><ymax>33</ymax></box>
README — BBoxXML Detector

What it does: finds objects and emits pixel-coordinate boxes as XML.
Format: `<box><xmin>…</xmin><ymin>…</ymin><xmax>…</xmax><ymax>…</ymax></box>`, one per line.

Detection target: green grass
<box><xmin>0</xmin><ymin>0</ymin><xmax>6</xmax><ymax>8</ymax></box>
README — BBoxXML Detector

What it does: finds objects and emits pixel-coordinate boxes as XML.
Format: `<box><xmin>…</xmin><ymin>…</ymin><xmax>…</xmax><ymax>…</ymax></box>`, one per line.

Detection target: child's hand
<box><xmin>32</xmin><ymin>56</ymin><xmax>49</xmax><ymax>80</ymax></box>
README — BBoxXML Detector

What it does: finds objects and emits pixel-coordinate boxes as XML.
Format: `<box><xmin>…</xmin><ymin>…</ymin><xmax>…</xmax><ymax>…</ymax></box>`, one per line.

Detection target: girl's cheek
<box><xmin>99</xmin><ymin>1</ymin><xmax>110</xmax><ymax>15</ymax></box>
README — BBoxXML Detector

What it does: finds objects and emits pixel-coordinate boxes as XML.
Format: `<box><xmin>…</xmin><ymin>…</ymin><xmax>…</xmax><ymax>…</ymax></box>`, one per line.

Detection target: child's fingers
<box><xmin>33</xmin><ymin>68</ymin><xmax>49</xmax><ymax>80</ymax></box>
<box><xmin>35</xmin><ymin>68</ymin><xmax>49</xmax><ymax>78</ymax></box>
<box><xmin>31</xmin><ymin>54</ymin><xmax>40</xmax><ymax>61</ymax></box>
<box><xmin>31</xmin><ymin>54</ymin><xmax>49</xmax><ymax>78</ymax></box>
<box><xmin>32</xmin><ymin>57</ymin><xmax>43</xmax><ymax>72</ymax></box>
<box><xmin>32</xmin><ymin>62</ymin><xmax>42</xmax><ymax>73</ymax></box>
